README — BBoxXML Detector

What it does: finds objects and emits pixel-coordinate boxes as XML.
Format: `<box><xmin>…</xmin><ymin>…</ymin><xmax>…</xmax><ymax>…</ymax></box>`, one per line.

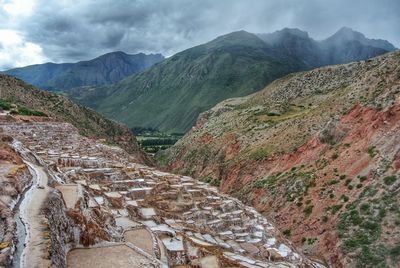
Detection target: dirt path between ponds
<box><xmin>19</xmin><ymin>162</ymin><xmax>51</xmax><ymax>268</ymax></box>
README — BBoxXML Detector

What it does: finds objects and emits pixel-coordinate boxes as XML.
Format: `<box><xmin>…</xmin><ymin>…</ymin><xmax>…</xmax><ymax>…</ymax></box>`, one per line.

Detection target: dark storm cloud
<box><xmin>8</xmin><ymin>0</ymin><xmax>400</xmax><ymax>64</ymax></box>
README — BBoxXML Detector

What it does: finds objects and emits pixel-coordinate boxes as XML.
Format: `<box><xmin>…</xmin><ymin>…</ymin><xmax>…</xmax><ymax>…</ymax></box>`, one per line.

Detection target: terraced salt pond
<box><xmin>67</xmin><ymin>244</ymin><xmax>156</xmax><ymax>268</ymax></box>
<box><xmin>124</xmin><ymin>228</ymin><xmax>155</xmax><ymax>256</ymax></box>
<box><xmin>1</xmin><ymin>121</ymin><xmax>325</xmax><ymax>268</ymax></box>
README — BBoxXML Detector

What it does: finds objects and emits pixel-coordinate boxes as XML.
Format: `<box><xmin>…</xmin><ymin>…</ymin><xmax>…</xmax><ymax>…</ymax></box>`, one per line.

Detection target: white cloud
<box><xmin>0</xmin><ymin>0</ymin><xmax>399</xmax><ymax>68</ymax></box>
<box><xmin>0</xmin><ymin>29</ymin><xmax>48</xmax><ymax>70</ymax></box>
<box><xmin>2</xmin><ymin>0</ymin><xmax>35</xmax><ymax>17</ymax></box>
<box><xmin>0</xmin><ymin>0</ymin><xmax>47</xmax><ymax>69</ymax></box>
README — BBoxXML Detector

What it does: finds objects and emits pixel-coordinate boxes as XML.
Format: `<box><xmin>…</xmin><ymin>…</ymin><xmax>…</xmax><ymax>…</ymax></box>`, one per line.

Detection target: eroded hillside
<box><xmin>160</xmin><ymin>51</ymin><xmax>400</xmax><ymax>267</ymax></box>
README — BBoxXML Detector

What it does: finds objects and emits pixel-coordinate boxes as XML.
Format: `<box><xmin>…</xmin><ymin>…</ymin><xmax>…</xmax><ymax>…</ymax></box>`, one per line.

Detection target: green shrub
<box><xmin>267</xmin><ymin>111</ymin><xmax>280</xmax><ymax>116</ymax></box>
<box><xmin>307</xmin><ymin>238</ymin><xmax>317</xmax><ymax>245</ymax></box>
<box><xmin>249</xmin><ymin>147</ymin><xmax>271</xmax><ymax>161</ymax></box>
<box><xmin>15</xmin><ymin>106</ymin><xmax>47</xmax><ymax>117</ymax></box>
<box><xmin>329</xmin><ymin>179</ymin><xmax>339</xmax><ymax>185</ymax></box>
<box><xmin>390</xmin><ymin>243</ymin><xmax>400</xmax><ymax>262</ymax></box>
<box><xmin>360</xmin><ymin>203</ymin><xmax>370</xmax><ymax>213</ymax></box>
<box><xmin>358</xmin><ymin>176</ymin><xmax>367</xmax><ymax>182</ymax></box>
<box><xmin>0</xmin><ymin>99</ymin><xmax>11</xmax><ymax>110</ymax></box>
<box><xmin>252</xmin><ymin>175</ymin><xmax>279</xmax><ymax>190</ymax></box>
<box><xmin>341</xmin><ymin>195</ymin><xmax>349</xmax><ymax>202</ymax></box>
<box><xmin>303</xmin><ymin>205</ymin><xmax>314</xmax><ymax>216</ymax></box>
<box><xmin>350</xmin><ymin>210</ymin><xmax>363</xmax><ymax>225</ymax></box>
<box><xmin>327</xmin><ymin>204</ymin><xmax>343</xmax><ymax>214</ymax></box>
<box><xmin>383</xmin><ymin>175</ymin><xmax>397</xmax><ymax>185</ymax></box>
<box><xmin>282</xmin><ymin>229</ymin><xmax>291</xmax><ymax>236</ymax></box>
<box><xmin>368</xmin><ymin>146</ymin><xmax>378</xmax><ymax>157</ymax></box>
<box><xmin>347</xmin><ymin>184</ymin><xmax>354</xmax><ymax>190</ymax></box>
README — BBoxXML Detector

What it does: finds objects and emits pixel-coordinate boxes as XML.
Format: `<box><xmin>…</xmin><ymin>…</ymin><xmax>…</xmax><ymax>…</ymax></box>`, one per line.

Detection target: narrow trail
<box><xmin>18</xmin><ymin>162</ymin><xmax>51</xmax><ymax>268</ymax></box>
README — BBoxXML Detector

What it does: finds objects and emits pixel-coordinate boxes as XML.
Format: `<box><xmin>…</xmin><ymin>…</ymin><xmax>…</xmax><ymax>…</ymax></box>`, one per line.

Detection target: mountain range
<box><xmin>258</xmin><ymin>27</ymin><xmax>396</xmax><ymax>66</ymax></box>
<box><xmin>2</xmin><ymin>27</ymin><xmax>397</xmax><ymax>134</ymax></box>
<box><xmin>65</xmin><ymin>27</ymin><xmax>396</xmax><ymax>133</ymax></box>
<box><xmin>2</xmin><ymin>52</ymin><xmax>164</xmax><ymax>91</ymax></box>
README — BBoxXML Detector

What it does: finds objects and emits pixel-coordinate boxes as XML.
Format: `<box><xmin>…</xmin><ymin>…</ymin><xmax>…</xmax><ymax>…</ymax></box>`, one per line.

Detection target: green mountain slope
<box><xmin>69</xmin><ymin>31</ymin><xmax>306</xmax><ymax>133</ymax></box>
<box><xmin>3</xmin><ymin>52</ymin><xmax>164</xmax><ymax>91</ymax></box>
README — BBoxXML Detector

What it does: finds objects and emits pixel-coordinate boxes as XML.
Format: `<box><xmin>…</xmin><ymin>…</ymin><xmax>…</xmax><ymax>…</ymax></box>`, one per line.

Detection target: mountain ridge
<box><xmin>67</xmin><ymin>27</ymin><xmax>396</xmax><ymax>133</ymax></box>
<box><xmin>2</xmin><ymin>51</ymin><xmax>164</xmax><ymax>91</ymax></box>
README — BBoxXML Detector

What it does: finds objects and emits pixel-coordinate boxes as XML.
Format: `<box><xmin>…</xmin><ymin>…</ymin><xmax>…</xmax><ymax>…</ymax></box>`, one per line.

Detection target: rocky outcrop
<box><xmin>160</xmin><ymin>51</ymin><xmax>400</xmax><ymax>267</ymax></box>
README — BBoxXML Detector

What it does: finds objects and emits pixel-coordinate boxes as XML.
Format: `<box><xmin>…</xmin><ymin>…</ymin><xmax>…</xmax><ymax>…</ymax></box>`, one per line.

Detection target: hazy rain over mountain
<box><xmin>0</xmin><ymin>0</ymin><xmax>399</xmax><ymax>69</ymax></box>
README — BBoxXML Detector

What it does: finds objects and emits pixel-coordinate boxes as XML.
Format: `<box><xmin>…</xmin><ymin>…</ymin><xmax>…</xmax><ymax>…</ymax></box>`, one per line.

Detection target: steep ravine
<box><xmin>159</xmin><ymin>51</ymin><xmax>400</xmax><ymax>267</ymax></box>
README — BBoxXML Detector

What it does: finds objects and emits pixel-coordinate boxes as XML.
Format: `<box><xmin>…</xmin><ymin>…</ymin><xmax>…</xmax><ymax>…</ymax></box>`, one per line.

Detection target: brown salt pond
<box><xmin>124</xmin><ymin>227</ymin><xmax>155</xmax><ymax>256</ymax></box>
<box><xmin>55</xmin><ymin>184</ymin><xmax>78</xmax><ymax>209</ymax></box>
<box><xmin>67</xmin><ymin>244</ymin><xmax>154</xmax><ymax>268</ymax></box>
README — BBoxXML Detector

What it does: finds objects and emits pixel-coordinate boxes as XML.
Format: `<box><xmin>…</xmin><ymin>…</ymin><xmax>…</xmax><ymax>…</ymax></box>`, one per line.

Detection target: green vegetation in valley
<box><xmin>135</xmin><ymin>129</ymin><xmax>183</xmax><ymax>154</ymax></box>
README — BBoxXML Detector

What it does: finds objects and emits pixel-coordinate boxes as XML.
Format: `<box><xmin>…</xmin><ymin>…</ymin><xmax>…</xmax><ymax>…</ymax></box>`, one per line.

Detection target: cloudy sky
<box><xmin>0</xmin><ymin>0</ymin><xmax>399</xmax><ymax>70</ymax></box>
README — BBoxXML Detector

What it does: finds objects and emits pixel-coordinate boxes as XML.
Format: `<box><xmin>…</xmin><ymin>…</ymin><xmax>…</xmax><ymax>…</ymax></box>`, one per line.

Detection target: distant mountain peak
<box><xmin>205</xmin><ymin>30</ymin><xmax>266</xmax><ymax>49</ymax></box>
<box><xmin>328</xmin><ymin>26</ymin><xmax>365</xmax><ymax>42</ymax></box>
<box><xmin>336</xmin><ymin>26</ymin><xmax>357</xmax><ymax>33</ymax></box>
<box><xmin>212</xmin><ymin>30</ymin><xmax>258</xmax><ymax>41</ymax></box>
<box><xmin>257</xmin><ymin>28</ymin><xmax>312</xmax><ymax>47</ymax></box>
<box><xmin>325</xmin><ymin>26</ymin><xmax>396</xmax><ymax>51</ymax></box>
<box><xmin>275</xmin><ymin>28</ymin><xmax>309</xmax><ymax>38</ymax></box>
